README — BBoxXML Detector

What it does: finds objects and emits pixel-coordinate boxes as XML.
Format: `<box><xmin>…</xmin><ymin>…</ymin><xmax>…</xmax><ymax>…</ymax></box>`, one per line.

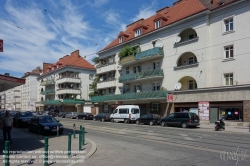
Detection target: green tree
<box><xmin>92</xmin><ymin>57</ymin><xmax>99</xmax><ymax>64</ymax></box>
<box><xmin>119</xmin><ymin>46</ymin><xmax>139</xmax><ymax>59</ymax></box>
<box><xmin>89</xmin><ymin>75</ymin><xmax>99</xmax><ymax>98</ymax></box>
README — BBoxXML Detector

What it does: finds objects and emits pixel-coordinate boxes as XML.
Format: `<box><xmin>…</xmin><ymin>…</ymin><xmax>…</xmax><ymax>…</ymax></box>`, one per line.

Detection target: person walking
<box><xmin>0</xmin><ymin>110</ymin><xmax>13</xmax><ymax>144</ymax></box>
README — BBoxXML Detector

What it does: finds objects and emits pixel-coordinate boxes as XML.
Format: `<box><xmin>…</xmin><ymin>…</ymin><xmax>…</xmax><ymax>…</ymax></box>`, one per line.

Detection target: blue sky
<box><xmin>0</xmin><ymin>0</ymin><xmax>176</xmax><ymax>77</ymax></box>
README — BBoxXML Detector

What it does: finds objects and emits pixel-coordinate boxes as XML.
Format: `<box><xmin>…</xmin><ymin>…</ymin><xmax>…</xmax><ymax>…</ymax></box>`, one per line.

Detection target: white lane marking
<box><xmin>118</xmin><ymin>128</ymin><xmax>128</xmax><ymax>134</ymax></box>
<box><xmin>148</xmin><ymin>130</ymin><xmax>155</xmax><ymax>136</ymax></box>
<box><xmin>179</xmin><ymin>133</ymin><xmax>194</xmax><ymax>140</ymax></box>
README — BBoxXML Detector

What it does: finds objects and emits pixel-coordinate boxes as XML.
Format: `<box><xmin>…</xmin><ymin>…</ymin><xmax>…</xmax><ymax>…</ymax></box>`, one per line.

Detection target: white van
<box><xmin>110</xmin><ymin>105</ymin><xmax>140</xmax><ymax>123</ymax></box>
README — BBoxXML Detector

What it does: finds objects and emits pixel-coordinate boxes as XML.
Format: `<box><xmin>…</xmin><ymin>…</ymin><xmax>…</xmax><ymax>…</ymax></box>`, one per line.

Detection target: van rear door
<box><xmin>190</xmin><ymin>113</ymin><xmax>199</xmax><ymax>123</ymax></box>
<box><xmin>131</xmin><ymin>108</ymin><xmax>140</xmax><ymax>120</ymax></box>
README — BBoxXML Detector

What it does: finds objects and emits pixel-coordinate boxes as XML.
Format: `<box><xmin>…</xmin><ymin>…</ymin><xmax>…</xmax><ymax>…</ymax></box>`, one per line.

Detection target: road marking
<box><xmin>118</xmin><ymin>128</ymin><xmax>128</xmax><ymax>134</ymax></box>
<box><xmin>179</xmin><ymin>133</ymin><xmax>194</xmax><ymax>140</ymax></box>
<box><xmin>147</xmin><ymin>130</ymin><xmax>155</xmax><ymax>136</ymax></box>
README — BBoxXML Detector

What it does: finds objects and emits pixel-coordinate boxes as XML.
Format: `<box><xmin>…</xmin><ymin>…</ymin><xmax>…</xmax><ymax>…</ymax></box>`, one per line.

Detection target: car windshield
<box><xmin>39</xmin><ymin>116</ymin><xmax>57</xmax><ymax>123</ymax></box>
<box><xmin>131</xmin><ymin>109</ymin><xmax>139</xmax><ymax>114</ymax></box>
<box><xmin>19</xmin><ymin>112</ymin><xmax>33</xmax><ymax>117</ymax></box>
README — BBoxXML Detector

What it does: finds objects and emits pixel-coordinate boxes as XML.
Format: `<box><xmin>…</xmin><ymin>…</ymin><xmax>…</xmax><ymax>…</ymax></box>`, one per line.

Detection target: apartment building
<box><xmin>91</xmin><ymin>0</ymin><xmax>250</xmax><ymax>124</ymax></box>
<box><xmin>35</xmin><ymin>50</ymin><xmax>96</xmax><ymax>113</ymax></box>
<box><xmin>0</xmin><ymin>86</ymin><xmax>21</xmax><ymax>110</ymax></box>
<box><xmin>20</xmin><ymin>67</ymin><xmax>42</xmax><ymax>111</ymax></box>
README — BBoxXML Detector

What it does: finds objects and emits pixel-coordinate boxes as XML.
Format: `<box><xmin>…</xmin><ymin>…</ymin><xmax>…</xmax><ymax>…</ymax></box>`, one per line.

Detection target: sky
<box><xmin>0</xmin><ymin>0</ymin><xmax>176</xmax><ymax>77</ymax></box>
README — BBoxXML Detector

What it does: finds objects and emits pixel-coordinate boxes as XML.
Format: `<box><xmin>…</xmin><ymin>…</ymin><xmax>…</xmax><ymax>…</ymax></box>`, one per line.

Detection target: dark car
<box><xmin>160</xmin><ymin>112</ymin><xmax>200</xmax><ymax>128</ymax></box>
<box><xmin>58</xmin><ymin>112</ymin><xmax>66</xmax><ymax>118</ymax></box>
<box><xmin>13</xmin><ymin>112</ymin><xmax>33</xmax><ymax>127</ymax></box>
<box><xmin>28</xmin><ymin>115</ymin><xmax>64</xmax><ymax>135</ymax></box>
<box><xmin>136</xmin><ymin>114</ymin><xmax>161</xmax><ymax>125</ymax></box>
<box><xmin>48</xmin><ymin>110</ymin><xmax>59</xmax><ymax>117</ymax></box>
<box><xmin>93</xmin><ymin>113</ymin><xmax>110</xmax><ymax>122</ymax></box>
<box><xmin>76</xmin><ymin>113</ymin><xmax>93</xmax><ymax>120</ymax></box>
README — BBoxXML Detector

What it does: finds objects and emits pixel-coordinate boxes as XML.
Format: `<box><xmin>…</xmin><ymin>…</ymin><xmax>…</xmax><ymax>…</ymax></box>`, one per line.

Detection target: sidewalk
<box><xmin>0</xmin><ymin>128</ymin><xmax>97</xmax><ymax>166</ymax></box>
<box><xmin>199</xmin><ymin>123</ymin><xmax>250</xmax><ymax>133</ymax></box>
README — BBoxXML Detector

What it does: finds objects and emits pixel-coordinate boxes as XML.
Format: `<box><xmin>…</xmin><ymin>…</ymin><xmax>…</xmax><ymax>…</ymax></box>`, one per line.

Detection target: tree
<box><xmin>119</xmin><ymin>46</ymin><xmax>139</xmax><ymax>59</ymax></box>
<box><xmin>92</xmin><ymin>57</ymin><xmax>99</xmax><ymax>64</ymax></box>
<box><xmin>89</xmin><ymin>75</ymin><xmax>99</xmax><ymax>98</ymax></box>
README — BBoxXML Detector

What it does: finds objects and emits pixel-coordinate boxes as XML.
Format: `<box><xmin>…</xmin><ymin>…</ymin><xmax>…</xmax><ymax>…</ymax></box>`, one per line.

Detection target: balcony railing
<box><xmin>56</xmin><ymin>77</ymin><xmax>81</xmax><ymax>84</ymax></box>
<box><xmin>45</xmin><ymin>79</ymin><xmax>55</xmax><ymax>86</ymax></box>
<box><xmin>41</xmin><ymin>99</ymin><xmax>85</xmax><ymax>105</ymax></box>
<box><xmin>41</xmin><ymin>89</ymin><xmax>55</xmax><ymax>95</ymax></box>
<box><xmin>120</xmin><ymin>55</ymin><xmax>135</xmax><ymax>64</ymax></box>
<box><xmin>96</xmin><ymin>63</ymin><xmax>116</xmax><ymax>74</ymax></box>
<box><xmin>56</xmin><ymin>88</ymin><xmax>81</xmax><ymax>95</ymax></box>
<box><xmin>91</xmin><ymin>90</ymin><xmax>167</xmax><ymax>102</ymax></box>
<box><xmin>119</xmin><ymin>69</ymin><xmax>164</xmax><ymax>83</ymax></box>
<box><xmin>97</xmin><ymin>78</ymin><xmax>116</xmax><ymax>89</ymax></box>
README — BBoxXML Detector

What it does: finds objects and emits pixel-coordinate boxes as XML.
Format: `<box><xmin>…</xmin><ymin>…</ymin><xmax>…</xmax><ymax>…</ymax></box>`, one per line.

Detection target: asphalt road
<box><xmin>58</xmin><ymin>117</ymin><xmax>250</xmax><ymax>166</ymax></box>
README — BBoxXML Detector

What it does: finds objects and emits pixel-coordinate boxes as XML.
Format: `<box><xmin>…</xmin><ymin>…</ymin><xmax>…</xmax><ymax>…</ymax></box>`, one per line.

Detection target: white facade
<box><xmin>20</xmin><ymin>74</ymin><xmax>39</xmax><ymax>111</ymax></box>
<box><xmin>0</xmin><ymin>86</ymin><xmax>21</xmax><ymax>110</ymax></box>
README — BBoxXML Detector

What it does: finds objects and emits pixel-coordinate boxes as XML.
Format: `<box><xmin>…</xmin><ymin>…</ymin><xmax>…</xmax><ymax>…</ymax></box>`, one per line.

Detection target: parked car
<box><xmin>93</xmin><ymin>113</ymin><xmax>110</xmax><ymax>122</ymax></box>
<box><xmin>65</xmin><ymin>112</ymin><xmax>78</xmax><ymax>119</ymax></box>
<box><xmin>160</xmin><ymin>112</ymin><xmax>200</xmax><ymax>128</ymax></box>
<box><xmin>136</xmin><ymin>114</ymin><xmax>161</xmax><ymax>125</ymax></box>
<box><xmin>58</xmin><ymin>112</ymin><xmax>66</xmax><ymax>118</ymax></box>
<box><xmin>76</xmin><ymin>113</ymin><xmax>93</xmax><ymax>120</ymax></box>
<box><xmin>110</xmin><ymin>105</ymin><xmax>140</xmax><ymax>123</ymax></box>
<box><xmin>48</xmin><ymin>110</ymin><xmax>59</xmax><ymax>117</ymax></box>
<box><xmin>13</xmin><ymin>111</ymin><xmax>33</xmax><ymax>127</ymax></box>
<box><xmin>28</xmin><ymin>115</ymin><xmax>63</xmax><ymax>135</ymax></box>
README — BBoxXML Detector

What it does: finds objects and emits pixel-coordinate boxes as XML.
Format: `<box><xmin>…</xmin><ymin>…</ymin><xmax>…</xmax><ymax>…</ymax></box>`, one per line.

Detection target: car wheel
<box><xmin>111</xmin><ymin>118</ymin><xmax>114</xmax><ymax>123</ymax></box>
<box><xmin>83</xmin><ymin>117</ymin><xmax>86</xmax><ymax>120</ymax></box>
<box><xmin>181</xmin><ymin>122</ymin><xmax>187</xmax><ymax>128</ymax></box>
<box><xmin>136</xmin><ymin>120</ymin><xmax>140</xmax><ymax>125</ymax></box>
<box><xmin>149</xmin><ymin>121</ymin><xmax>154</xmax><ymax>126</ymax></box>
<box><xmin>102</xmin><ymin>118</ymin><xmax>105</xmax><ymax>122</ymax></box>
<box><xmin>161</xmin><ymin>121</ymin><xmax>166</xmax><ymax>127</ymax></box>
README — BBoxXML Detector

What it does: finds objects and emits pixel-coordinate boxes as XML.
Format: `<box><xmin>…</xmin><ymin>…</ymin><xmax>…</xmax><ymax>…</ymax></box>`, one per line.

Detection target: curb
<box><xmin>66</xmin><ymin>138</ymin><xmax>97</xmax><ymax>166</ymax></box>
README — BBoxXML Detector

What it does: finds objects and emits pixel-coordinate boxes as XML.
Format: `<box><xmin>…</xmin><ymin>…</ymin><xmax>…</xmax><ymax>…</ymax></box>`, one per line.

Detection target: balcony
<box><xmin>41</xmin><ymin>99</ymin><xmax>84</xmax><ymax>105</ymax></box>
<box><xmin>91</xmin><ymin>90</ymin><xmax>167</xmax><ymax>102</ymax></box>
<box><xmin>96</xmin><ymin>63</ymin><xmax>116</xmax><ymax>74</ymax></box>
<box><xmin>97</xmin><ymin>79</ymin><xmax>116</xmax><ymax>89</ymax></box>
<box><xmin>57</xmin><ymin>77</ymin><xmax>81</xmax><ymax>84</ymax></box>
<box><xmin>45</xmin><ymin>79</ymin><xmax>55</xmax><ymax>86</ymax></box>
<box><xmin>41</xmin><ymin>89</ymin><xmax>55</xmax><ymax>95</ymax></box>
<box><xmin>119</xmin><ymin>69</ymin><xmax>164</xmax><ymax>83</ymax></box>
<box><xmin>120</xmin><ymin>47</ymin><xmax>164</xmax><ymax>66</ymax></box>
<box><xmin>56</xmin><ymin>89</ymin><xmax>81</xmax><ymax>95</ymax></box>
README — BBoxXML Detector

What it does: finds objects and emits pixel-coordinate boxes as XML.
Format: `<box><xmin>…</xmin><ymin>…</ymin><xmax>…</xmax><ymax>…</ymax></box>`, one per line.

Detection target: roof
<box><xmin>0</xmin><ymin>74</ymin><xmax>25</xmax><ymax>92</ymax></box>
<box><xmin>100</xmin><ymin>0</ymin><xmax>207</xmax><ymax>52</ymax></box>
<box><xmin>100</xmin><ymin>0</ymin><xmax>239</xmax><ymax>53</ymax></box>
<box><xmin>42</xmin><ymin>50</ymin><xmax>95</xmax><ymax>75</ymax></box>
<box><xmin>22</xmin><ymin>66</ymin><xmax>42</xmax><ymax>78</ymax></box>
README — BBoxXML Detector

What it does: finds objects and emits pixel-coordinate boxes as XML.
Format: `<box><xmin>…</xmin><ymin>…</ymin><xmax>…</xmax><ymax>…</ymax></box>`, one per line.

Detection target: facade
<box><xmin>0</xmin><ymin>86</ymin><xmax>21</xmax><ymax>110</ymax></box>
<box><xmin>35</xmin><ymin>50</ymin><xmax>96</xmax><ymax>113</ymax></box>
<box><xmin>20</xmin><ymin>67</ymin><xmax>42</xmax><ymax>111</ymax></box>
<box><xmin>92</xmin><ymin>0</ymin><xmax>250</xmax><ymax>124</ymax></box>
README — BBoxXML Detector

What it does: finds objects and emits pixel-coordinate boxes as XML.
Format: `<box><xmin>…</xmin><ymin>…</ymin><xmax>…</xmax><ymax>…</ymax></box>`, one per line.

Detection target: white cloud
<box><xmin>132</xmin><ymin>6</ymin><xmax>156</xmax><ymax>22</ymax></box>
<box><xmin>88</xmin><ymin>0</ymin><xmax>110</xmax><ymax>7</ymax></box>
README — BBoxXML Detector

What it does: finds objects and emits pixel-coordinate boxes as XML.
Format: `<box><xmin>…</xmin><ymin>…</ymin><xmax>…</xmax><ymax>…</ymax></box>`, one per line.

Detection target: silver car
<box><xmin>65</xmin><ymin>112</ymin><xmax>78</xmax><ymax>119</ymax></box>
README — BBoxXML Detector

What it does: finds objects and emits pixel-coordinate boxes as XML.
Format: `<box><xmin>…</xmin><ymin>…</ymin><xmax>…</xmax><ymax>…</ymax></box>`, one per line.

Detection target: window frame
<box><xmin>151</xmin><ymin>103</ymin><xmax>160</xmax><ymax>112</ymax></box>
<box><xmin>224</xmin><ymin>18</ymin><xmax>234</xmax><ymax>32</ymax></box>
<box><xmin>188</xmin><ymin>80</ymin><xmax>197</xmax><ymax>89</ymax></box>
<box><xmin>155</xmin><ymin>20</ymin><xmax>161</xmax><ymax>29</ymax></box>
<box><xmin>224</xmin><ymin>73</ymin><xmax>234</xmax><ymax>86</ymax></box>
<box><xmin>119</xmin><ymin>36</ymin><xmax>123</xmax><ymax>43</ymax></box>
<box><xmin>135</xmin><ymin>28</ymin><xmax>142</xmax><ymax>37</ymax></box>
<box><xmin>152</xmin><ymin>82</ymin><xmax>160</xmax><ymax>91</ymax></box>
<box><xmin>224</xmin><ymin>45</ymin><xmax>234</xmax><ymax>59</ymax></box>
<box><xmin>188</xmin><ymin>56</ymin><xmax>197</xmax><ymax>65</ymax></box>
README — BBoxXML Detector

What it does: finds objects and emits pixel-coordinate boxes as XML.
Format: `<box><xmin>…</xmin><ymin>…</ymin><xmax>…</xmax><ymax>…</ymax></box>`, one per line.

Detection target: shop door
<box><xmin>210</xmin><ymin>108</ymin><xmax>218</xmax><ymax>123</ymax></box>
<box><xmin>140</xmin><ymin>107</ymin><xmax>146</xmax><ymax>117</ymax></box>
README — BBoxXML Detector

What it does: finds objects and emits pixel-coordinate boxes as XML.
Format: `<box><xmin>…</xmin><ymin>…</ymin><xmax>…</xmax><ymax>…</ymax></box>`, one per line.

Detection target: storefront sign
<box><xmin>167</xmin><ymin>94</ymin><xmax>173</xmax><ymax>102</ymax></box>
<box><xmin>198</xmin><ymin>102</ymin><xmax>209</xmax><ymax>121</ymax></box>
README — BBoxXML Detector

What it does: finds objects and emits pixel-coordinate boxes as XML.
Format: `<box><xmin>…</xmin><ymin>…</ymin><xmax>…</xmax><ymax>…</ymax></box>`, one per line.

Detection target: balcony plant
<box><xmin>119</xmin><ymin>46</ymin><xmax>139</xmax><ymax>60</ymax></box>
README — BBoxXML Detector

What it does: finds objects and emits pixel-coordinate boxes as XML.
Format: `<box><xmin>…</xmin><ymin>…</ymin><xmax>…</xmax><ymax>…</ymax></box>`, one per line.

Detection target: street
<box><xmin>58</xmin><ymin>118</ymin><xmax>250</xmax><ymax>166</ymax></box>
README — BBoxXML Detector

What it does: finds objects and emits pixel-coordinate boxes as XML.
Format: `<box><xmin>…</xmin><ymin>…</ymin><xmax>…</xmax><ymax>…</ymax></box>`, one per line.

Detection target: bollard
<box><xmin>44</xmin><ymin>137</ymin><xmax>48</xmax><ymax>166</ymax></box>
<box><xmin>57</xmin><ymin>125</ymin><xmax>59</xmax><ymax>137</ymax></box>
<box><xmin>68</xmin><ymin>133</ymin><xmax>72</xmax><ymax>158</ymax></box>
<box><xmin>82</xmin><ymin>127</ymin><xmax>85</xmax><ymax>145</ymax></box>
<box><xmin>73</xmin><ymin>124</ymin><xmax>76</xmax><ymax>138</ymax></box>
<box><xmin>79</xmin><ymin>129</ymin><xmax>82</xmax><ymax>151</ymax></box>
<box><xmin>4</xmin><ymin>141</ymin><xmax>10</xmax><ymax>166</ymax></box>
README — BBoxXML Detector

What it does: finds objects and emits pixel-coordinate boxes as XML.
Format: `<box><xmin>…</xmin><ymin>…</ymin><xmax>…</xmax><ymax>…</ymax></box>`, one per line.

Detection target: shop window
<box><xmin>220</xmin><ymin>108</ymin><xmax>242</xmax><ymax>121</ymax></box>
<box><xmin>225</xmin><ymin>73</ymin><xmax>233</xmax><ymax>85</ymax></box>
<box><xmin>151</xmin><ymin>103</ymin><xmax>160</xmax><ymax>112</ymax></box>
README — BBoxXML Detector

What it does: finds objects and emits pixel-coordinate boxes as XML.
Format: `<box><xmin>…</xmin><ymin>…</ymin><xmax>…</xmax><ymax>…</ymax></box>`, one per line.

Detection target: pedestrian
<box><xmin>0</xmin><ymin>110</ymin><xmax>13</xmax><ymax>144</ymax></box>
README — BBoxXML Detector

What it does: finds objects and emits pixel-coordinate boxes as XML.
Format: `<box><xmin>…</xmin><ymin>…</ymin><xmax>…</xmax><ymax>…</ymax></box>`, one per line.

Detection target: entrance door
<box><xmin>139</xmin><ymin>107</ymin><xmax>146</xmax><ymax>117</ymax></box>
<box><xmin>210</xmin><ymin>108</ymin><xmax>218</xmax><ymax>123</ymax></box>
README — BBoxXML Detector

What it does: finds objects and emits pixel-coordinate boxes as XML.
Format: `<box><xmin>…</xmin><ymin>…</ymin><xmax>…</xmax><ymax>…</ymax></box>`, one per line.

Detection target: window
<box><xmin>131</xmin><ymin>108</ymin><xmax>140</xmax><ymax>114</ymax></box>
<box><xmin>133</xmin><ymin>66</ymin><xmax>141</xmax><ymax>73</ymax></box>
<box><xmin>89</xmin><ymin>74</ymin><xmax>94</xmax><ymax>80</ymax></box>
<box><xmin>225</xmin><ymin>46</ymin><xmax>234</xmax><ymax>58</ymax></box>
<box><xmin>188</xmin><ymin>80</ymin><xmax>197</xmax><ymax>89</ymax></box>
<box><xmin>155</xmin><ymin>20</ymin><xmax>161</xmax><ymax>29</ymax></box>
<box><xmin>151</xmin><ymin>103</ymin><xmax>160</xmax><ymax>111</ymax></box>
<box><xmin>109</xmin><ymin>56</ymin><xmax>114</xmax><ymax>63</ymax></box>
<box><xmin>125</xmin><ymin>84</ymin><xmax>130</xmax><ymax>92</ymax></box>
<box><xmin>188</xmin><ymin>56</ymin><xmax>197</xmax><ymax>64</ymax></box>
<box><xmin>119</xmin><ymin>37</ymin><xmax>123</xmax><ymax>43</ymax></box>
<box><xmin>152</xmin><ymin>83</ymin><xmax>160</xmax><ymax>91</ymax></box>
<box><xmin>135</xmin><ymin>28</ymin><xmax>142</xmax><ymax>37</ymax></box>
<box><xmin>109</xmin><ymin>88</ymin><xmax>115</xmax><ymax>94</ymax></box>
<box><xmin>188</xmin><ymin>33</ymin><xmax>197</xmax><ymax>40</ymax></box>
<box><xmin>134</xmin><ymin>84</ymin><xmax>141</xmax><ymax>93</ymax></box>
<box><xmin>126</xmin><ymin>67</ymin><xmax>129</xmax><ymax>74</ymax></box>
<box><xmin>225</xmin><ymin>73</ymin><xmax>233</xmax><ymax>85</ymax></box>
<box><xmin>119</xmin><ymin>108</ymin><xmax>129</xmax><ymax>114</ymax></box>
<box><xmin>225</xmin><ymin>18</ymin><xmax>233</xmax><ymax>32</ymax></box>
<box><xmin>174</xmin><ymin>113</ymin><xmax>189</xmax><ymax>118</ymax></box>
<box><xmin>153</xmin><ymin>62</ymin><xmax>160</xmax><ymax>69</ymax></box>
